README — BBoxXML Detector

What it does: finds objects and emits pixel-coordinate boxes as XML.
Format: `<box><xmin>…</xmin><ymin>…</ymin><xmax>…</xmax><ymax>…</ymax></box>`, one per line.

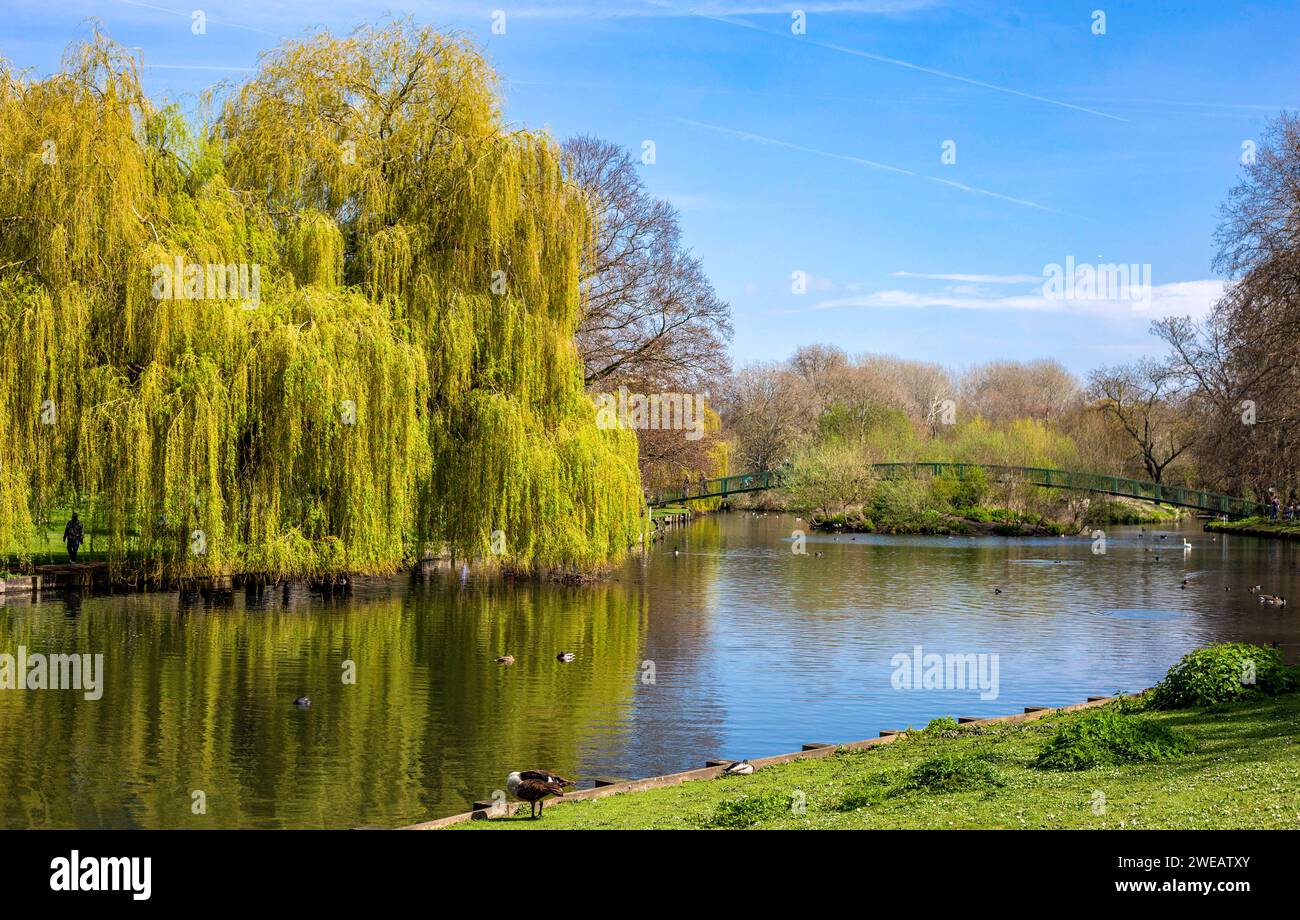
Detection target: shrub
<box><xmin>1149</xmin><ymin>643</ymin><xmax>1296</xmax><ymax>709</ymax></box>
<box><xmin>922</xmin><ymin>716</ymin><xmax>961</xmax><ymax>734</ymax></box>
<box><xmin>868</xmin><ymin>478</ymin><xmax>927</xmax><ymax>529</ymax></box>
<box><xmin>836</xmin><ymin>773</ymin><xmax>894</xmax><ymax>811</ymax></box>
<box><xmin>925</xmin><ymin>471</ymin><xmax>985</xmax><ymax>512</ymax></box>
<box><xmin>900</xmin><ymin>753</ymin><xmax>1005</xmax><ymax>792</ymax></box>
<box><xmin>704</xmin><ymin>791</ymin><xmax>793</xmax><ymax>829</ymax></box>
<box><xmin>1033</xmin><ymin>710</ymin><xmax>1191</xmax><ymax>771</ymax></box>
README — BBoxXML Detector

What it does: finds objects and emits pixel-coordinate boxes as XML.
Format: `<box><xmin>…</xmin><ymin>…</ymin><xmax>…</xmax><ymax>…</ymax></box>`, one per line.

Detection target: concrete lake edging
<box><xmin>394</xmin><ymin>693</ymin><xmax>1136</xmax><ymax>830</ymax></box>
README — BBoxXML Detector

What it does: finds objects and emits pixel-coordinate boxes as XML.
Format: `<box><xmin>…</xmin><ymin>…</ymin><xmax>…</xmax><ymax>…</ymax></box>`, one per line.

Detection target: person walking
<box><xmin>63</xmin><ymin>512</ymin><xmax>85</xmax><ymax>563</ymax></box>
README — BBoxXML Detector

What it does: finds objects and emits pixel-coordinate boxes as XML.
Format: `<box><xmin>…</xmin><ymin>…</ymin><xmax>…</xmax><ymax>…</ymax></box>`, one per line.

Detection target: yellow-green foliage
<box><xmin>932</xmin><ymin>417</ymin><xmax>1081</xmax><ymax>469</ymax></box>
<box><xmin>0</xmin><ymin>23</ymin><xmax>643</xmax><ymax>579</ymax></box>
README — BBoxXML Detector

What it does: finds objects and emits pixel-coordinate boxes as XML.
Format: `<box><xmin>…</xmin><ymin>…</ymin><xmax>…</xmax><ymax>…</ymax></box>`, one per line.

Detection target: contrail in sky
<box><xmin>674</xmin><ymin>117</ymin><xmax>1054</xmax><ymax>211</ymax></box>
<box><xmin>703</xmin><ymin>13</ymin><xmax>1128</xmax><ymax>123</ymax></box>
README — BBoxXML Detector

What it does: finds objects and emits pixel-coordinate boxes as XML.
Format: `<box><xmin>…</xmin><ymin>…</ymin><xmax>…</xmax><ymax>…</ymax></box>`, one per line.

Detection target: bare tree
<box><xmin>789</xmin><ymin>343</ymin><xmax>850</xmax><ymax>413</ymax></box>
<box><xmin>960</xmin><ymin>359</ymin><xmax>1080</xmax><ymax>423</ymax></box>
<box><xmin>854</xmin><ymin>355</ymin><xmax>956</xmax><ymax>434</ymax></box>
<box><xmin>719</xmin><ymin>363</ymin><xmax>816</xmax><ymax>471</ymax></box>
<box><xmin>563</xmin><ymin>135</ymin><xmax>732</xmax><ymax>392</ymax></box>
<box><xmin>1086</xmin><ymin>361</ymin><xmax>1195</xmax><ymax>483</ymax></box>
<box><xmin>1146</xmin><ymin>114</ymin><xmax>1300</xmax><ymax>496</ymax></box>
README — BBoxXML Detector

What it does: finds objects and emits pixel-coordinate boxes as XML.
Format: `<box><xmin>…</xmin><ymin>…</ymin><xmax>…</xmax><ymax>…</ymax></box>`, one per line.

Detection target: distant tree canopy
<box><xmin>720</xmin><ymin>347</ymin><xmax>1103</xmax><ymax>482</ymax></box>
<box><xmin>0</xmin><ymin>23</ymin><xmax>644</xmax><ymax>578</ymax></box>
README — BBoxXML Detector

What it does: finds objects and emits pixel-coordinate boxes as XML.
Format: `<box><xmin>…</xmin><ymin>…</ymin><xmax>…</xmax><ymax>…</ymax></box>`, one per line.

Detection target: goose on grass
<box><xmin>507</xmin><ymin>770</ymin><xmax>574</xmax><ymax>818</ymax></box>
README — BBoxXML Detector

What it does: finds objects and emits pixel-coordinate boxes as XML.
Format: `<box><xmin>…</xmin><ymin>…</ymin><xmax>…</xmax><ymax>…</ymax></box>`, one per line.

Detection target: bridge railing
<box><xmin>647</xmin><ymin>462</ymin><xmax>1266</xmax><ymax>517</ymax></box>
<box><xmin>649</xmin><ymin>470</ymin><xmax>787</xmax><ymax>506</ymax></box>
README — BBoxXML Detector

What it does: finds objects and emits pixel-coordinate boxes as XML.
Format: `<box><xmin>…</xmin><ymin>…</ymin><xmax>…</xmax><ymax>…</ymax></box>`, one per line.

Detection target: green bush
<box><xmin>1033</xmin><ymin>709</ymin><xmax>1191</xmax><ymax>771</ymax></box>
<box><xmin>926</xmin><ymin>471</ymin><xmax>985</xmax><ymax>512</ymax></box>
<box><xmin>922</xmin><ymin>716</ymin><xmax>961</xmax><ymax>734</ymax></box>
<box><xmin>1149</xmin><ymin>643</ymin><xmax>1296</xmax><ymax>709</ymax></box>
<box><xmin>957</xmin><ymin>506</ymin><xmax>1018</xmax><ymax>523</ymax></box>
<box><xmin>950</xmin><ymin>467</ymin><xmax>988</xmax><ymax>509</ymax></box>
<box><xmin>704</xmin><ymin>791</ymin><xmax>793</xmax><ymax>828</ymax></box>
<box><xmin>1083</xmin><ymin>499</ymin><xmax>1180</xmax><ymax>526</ymax></box>
<box><xmin>836</xmin><ymin>773</ymin><xmax>893</xmax><ymax>811</ymax></box>
<box><xmin>869</xmin><ymin>478</ymin><xmax>927</xmax><ymax>528</ymax></box>
<box><xmin>901</xmin><ymin>753</ymin><xmax>1005</xmax><ymax>792</ymax></box>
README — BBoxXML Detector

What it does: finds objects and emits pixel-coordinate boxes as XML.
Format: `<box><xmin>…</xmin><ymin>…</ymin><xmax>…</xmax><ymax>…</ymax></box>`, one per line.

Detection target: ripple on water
<box><xmin>1099</xmin><ymin>608</ymin><xmax>1185</xmax><ymax>621</ymax></box>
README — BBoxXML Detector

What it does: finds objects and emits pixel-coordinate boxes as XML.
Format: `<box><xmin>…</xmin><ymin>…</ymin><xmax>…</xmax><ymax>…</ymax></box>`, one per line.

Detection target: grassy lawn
<box><xmin>1207</xmin><ymin>516</ymin><xmax>1300</xmax><ymax>539</ymax></box>
<box><xmin>461</xmin><ymin>693</ymin><xmax>1300</xmax><ymax>830</ymax></box>
<box><xmin>3</xmin><ymin>508</ymin><xmax>113</xmax><ymax>570</ymax></box>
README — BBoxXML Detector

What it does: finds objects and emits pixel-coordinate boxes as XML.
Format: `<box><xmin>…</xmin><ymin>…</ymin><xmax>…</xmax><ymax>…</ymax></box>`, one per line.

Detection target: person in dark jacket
<box><xmin>63</xmin><ymin>512</ymin><xmax>84</xmax><ymax>563</ymax></box>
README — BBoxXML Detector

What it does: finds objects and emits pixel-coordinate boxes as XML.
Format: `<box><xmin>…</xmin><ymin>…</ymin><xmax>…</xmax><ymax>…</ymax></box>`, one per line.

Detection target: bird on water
<box><xmin>495</xmin><ymin>655</ymin><xmax>515</xmax><ymax>665</ymax></box>
<box><xmin>507</xmin><ymin>770</ymin><xmax>574</xmax><ymax>818</ymax></box>
<box><xmin>556</xmin><ymin>651</ymin><xmax>576</xmax><ymax>663</ymax></box>
<box><xmin>293</xmin><ymin>696</ymin><xmax>310</xmax><ymax>708</ymax></box>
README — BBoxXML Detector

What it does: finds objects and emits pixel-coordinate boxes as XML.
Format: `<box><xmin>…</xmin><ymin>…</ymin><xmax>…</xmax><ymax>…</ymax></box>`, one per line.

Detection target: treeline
<box><xmin>718</xmin><ymin>347</ymin><xmax>1123</xmax><ymax>472</ymax></box>
<box><xmin>714</xmin><ymin>348</ymin><xmax>1131</xmax><ymax>527</ymax></box>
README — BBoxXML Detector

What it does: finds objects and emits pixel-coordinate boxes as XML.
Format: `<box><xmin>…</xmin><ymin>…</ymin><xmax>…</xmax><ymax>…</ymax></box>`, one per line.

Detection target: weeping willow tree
<box><xmin>0</xmin><ymin>23</ymin><xmax>644</xmax><ymax>581</ymax></box>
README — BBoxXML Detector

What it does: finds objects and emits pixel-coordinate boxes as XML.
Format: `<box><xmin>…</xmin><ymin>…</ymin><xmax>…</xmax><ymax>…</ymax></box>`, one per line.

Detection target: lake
<box><xmin>1</xmin><ymin>512</ymin><xmax>1296</xmax><ymax>828</ymax></box>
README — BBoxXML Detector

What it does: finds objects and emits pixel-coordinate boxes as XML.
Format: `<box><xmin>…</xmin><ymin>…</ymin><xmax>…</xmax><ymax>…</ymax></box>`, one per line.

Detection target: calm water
<box><xmin>2</xmin><ymin>513</ymin><xmax>1297</xmax><ymax>828</ymax></box>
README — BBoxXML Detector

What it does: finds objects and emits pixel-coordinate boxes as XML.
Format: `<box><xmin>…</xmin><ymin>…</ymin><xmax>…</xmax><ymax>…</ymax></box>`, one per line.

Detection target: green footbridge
<box><xmin>648</xmin><ymin>463</ymin><xmax>1266</xmax><ymax>518</ymax></box>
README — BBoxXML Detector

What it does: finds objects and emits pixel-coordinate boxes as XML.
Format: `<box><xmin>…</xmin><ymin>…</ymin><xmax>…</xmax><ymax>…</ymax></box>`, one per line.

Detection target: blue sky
<box><xmin>4</xmin><ymin>1</ymin><xmax>1296</xmax><ymax>375</ymax></box>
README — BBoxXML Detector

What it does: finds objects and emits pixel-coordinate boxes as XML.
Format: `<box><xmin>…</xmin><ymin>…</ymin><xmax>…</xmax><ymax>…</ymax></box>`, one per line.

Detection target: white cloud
<box><xmin>891</xmin><ymin>271</ymin><xmax>1042</xmax><ymax>283</ymax></box>
<box><xmin>778</xmin><ymin>279</ymin><xmax>1227</xmax><ymax>318</ymax></box>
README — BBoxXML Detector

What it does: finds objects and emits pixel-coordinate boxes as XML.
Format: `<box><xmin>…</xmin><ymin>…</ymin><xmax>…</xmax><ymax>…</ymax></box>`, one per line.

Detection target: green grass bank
<box><xmin>1206</xmin><ymin>516</ymin><xmax>1300</xmax><ymax>541</ymax></box>
<box><xmin>460</xmin><ymin>645</ymin><xmax>1299</xmax><ymax>830</ymax></box>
